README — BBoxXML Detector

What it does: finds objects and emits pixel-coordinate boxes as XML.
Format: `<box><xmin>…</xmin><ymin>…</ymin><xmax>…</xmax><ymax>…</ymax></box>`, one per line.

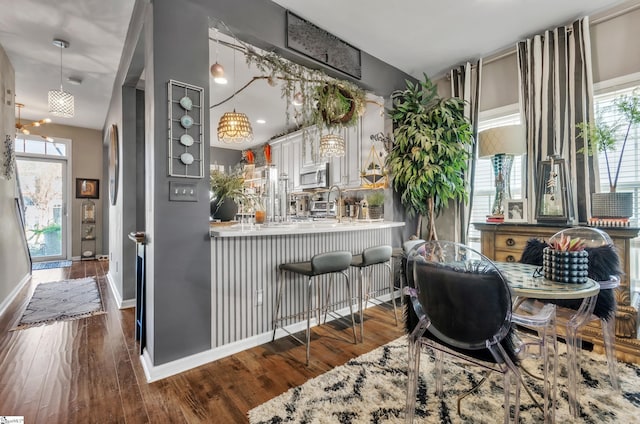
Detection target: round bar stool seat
<box><xmin>272</xmin><ymin>250</ymin><xmax>357</xmax><ymax>365</ymax></box>
<box><xmin>350</xmin><ymin>245</ymin><xmax>394</xmax><ymax>341</ymax></box>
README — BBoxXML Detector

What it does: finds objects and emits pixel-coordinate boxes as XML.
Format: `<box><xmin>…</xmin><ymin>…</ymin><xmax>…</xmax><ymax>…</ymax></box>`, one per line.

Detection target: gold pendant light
<box><xmin>217</xmin><ymin>32</ymin><xmax>252</xmax><ymax>143</ymax></box>
<box><xmin>320</xmin><ymin>133</ymin><xmax>345</xmax><ymax>157</ymax></box>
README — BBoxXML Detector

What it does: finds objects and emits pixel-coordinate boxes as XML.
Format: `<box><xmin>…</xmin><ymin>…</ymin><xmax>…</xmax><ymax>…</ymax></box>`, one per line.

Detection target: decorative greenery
<box><xmin>577</xmin><ymin>89</ymin><xmax>640</xmax><ymax>192</ymax></box>
<box><xmin>549</xmin><ymin>234</ymin><xmax>586</xmax><ymax>251</ymax></box>
<box><xmin>386</xmin><ymin>74</ymin><xmax>474</xmax><ymax>240</ymax></box>
<box><xmin>210</xmin><ymin>169</ymin><xmax>246</xmax><ymax>208</ymax></box>
<box><xmin>366</xmin><ymin>191</ymin><xmax>385</xmax><ymax>207</ymax></box>
<box><xmin>242</xmin><ymin>47</ymin><xmax>366</xmax><ymax>132</ymax></box>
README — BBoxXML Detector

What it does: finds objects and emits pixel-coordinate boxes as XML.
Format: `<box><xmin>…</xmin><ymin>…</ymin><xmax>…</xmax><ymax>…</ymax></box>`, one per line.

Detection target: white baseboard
<box><xmin>139</xmin><ymin>294</ymin><xmax>401</xmax><ymax>382</ymax></box>
<box><xmin>0</xmin><ymin>272</ymin><xmax>31</xmax><ymax>319</ymax></box>
<box><xmin>105</xmin><ymin>272</ymin><xmax>135</xmax><ymax>309</ymax></box>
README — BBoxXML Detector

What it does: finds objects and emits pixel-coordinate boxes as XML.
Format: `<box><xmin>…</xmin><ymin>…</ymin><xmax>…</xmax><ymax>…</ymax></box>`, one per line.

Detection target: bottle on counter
<box><xmin>360</xmin><ymin>199</ymin><xmax>369</xmax><ymax>220</ymax></box>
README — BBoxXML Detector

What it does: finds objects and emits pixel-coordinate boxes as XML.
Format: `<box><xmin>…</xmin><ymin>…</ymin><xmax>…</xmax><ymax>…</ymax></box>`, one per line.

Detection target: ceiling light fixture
<box><xmin>217</xmin><ymin>33</ymin><xmax>252</xmax><ymax>143</ymax></box>
<box><xmin>319</xmin><ymin>133</ymin><xmax>345</xmax><ymax>157</ymax></box>
<box><xmin>256</xmin><ymin>119</ymin><xmax>266</xmax><ymax>124</ymax></box>
<box><xmin>15</xmin><ymin>103</ymin><xmax>51</xmax><ymax>135</ymax></box>
<box><xmin>48</xmin><ymin>38</ymin><xmax>74</xmax><ymax>118</ymax></box>
<box><xmin>210</xmin><ymin>28</ymin><xmax>228</xmax><ymax>85</ymax></box>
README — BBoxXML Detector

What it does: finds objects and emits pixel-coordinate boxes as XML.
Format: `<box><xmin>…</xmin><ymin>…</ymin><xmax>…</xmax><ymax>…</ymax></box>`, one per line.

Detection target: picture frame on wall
<box><xmin>504</xmin><ymin>199</ymin><xmax>527</xmax><ymax>223</ymax></box>
<box><xmin>535</xmin><ymin>158</ymin><xmax>570</xmax><ymax>222</ymax></box>
<box><xmin>76</xmin><ymin>178</ymin><xmax>99</xmax><ymax>199</ymax></box>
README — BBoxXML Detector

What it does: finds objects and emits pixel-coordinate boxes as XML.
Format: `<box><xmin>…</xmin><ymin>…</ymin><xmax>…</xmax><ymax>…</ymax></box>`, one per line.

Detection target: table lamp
<box><xmin>478</xmin><ymin>125</ymin><xmax>526</xmax><ymax>219</ymax></box>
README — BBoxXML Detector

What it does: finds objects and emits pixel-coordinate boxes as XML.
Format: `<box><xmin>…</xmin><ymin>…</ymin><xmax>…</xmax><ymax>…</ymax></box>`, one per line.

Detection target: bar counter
<box><xmin>209</xmin><ymin>220</ymin><xmax>405</xmax><ymax>349</ymax></box>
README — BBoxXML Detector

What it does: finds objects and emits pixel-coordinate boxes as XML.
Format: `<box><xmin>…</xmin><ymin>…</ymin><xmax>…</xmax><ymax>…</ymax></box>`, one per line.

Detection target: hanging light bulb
<box><xmin>217</xmin><ymin>33</ymin><xmax>252</xmax><ymax>143</ymax></box>
<box><xmin>320</xmin><ymin>133</ymin><xmax>346</xmax><ymax>157</ymax></box>
<box><xmin>48</xmin><ymin>39</ymin><xmax>74</xmax><ymax>118</ymax></box>
<box><xmin>211</xmin><ymin>28</ymin><xmax>227</xmax><ymax>85</ymax></box>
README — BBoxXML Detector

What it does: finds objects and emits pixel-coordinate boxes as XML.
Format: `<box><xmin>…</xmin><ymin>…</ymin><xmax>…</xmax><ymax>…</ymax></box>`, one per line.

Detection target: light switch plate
<box><xmin>169</xmin><ymin>181</ymin><xmax>198</xmax><ymax>202</ymax></box>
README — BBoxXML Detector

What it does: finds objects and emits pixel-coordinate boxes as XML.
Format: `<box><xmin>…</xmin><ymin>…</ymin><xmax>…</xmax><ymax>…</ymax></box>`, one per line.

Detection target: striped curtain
<box><xmin>450</xmin><ymin>60</ymin><xmax>482</xmax><ymax>243</ymax></box>
<box><xmin>517</xmin><ymin>17</ymin><xmax>598</xmax><ymax>223</ymax></box>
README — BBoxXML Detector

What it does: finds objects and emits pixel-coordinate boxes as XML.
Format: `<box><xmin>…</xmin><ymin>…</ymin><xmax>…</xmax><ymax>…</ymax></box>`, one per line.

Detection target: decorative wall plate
<box><xmin>179</xmin><ymin>96</ymin><xmax>193</xmax><ymax>110</ymax></box>
<box><xmin>180</xmin><ymin>133</ymin><xmax>194</xmax><ymax>147</ymax></box>
<box><xmin>180</xmin><ymin>152</ymin><xmax>194</xmax><ymax>165</ymax></box>
<box><xmin>180</xmin><ymin>114</ymin><xmax>194</xmax><ymax>128</ymax></box>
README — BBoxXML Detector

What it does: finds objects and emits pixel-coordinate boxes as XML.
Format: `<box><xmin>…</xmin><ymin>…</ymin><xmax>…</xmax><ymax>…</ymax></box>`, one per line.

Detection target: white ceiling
<box><xmin>0</xmin><ymin>0</ymin><xmax>630</xmax><ymax>138</ymax></box>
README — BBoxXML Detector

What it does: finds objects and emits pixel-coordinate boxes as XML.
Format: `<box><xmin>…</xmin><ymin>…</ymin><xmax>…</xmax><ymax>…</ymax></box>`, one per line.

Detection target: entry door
<box><xmin>16</xmin><ymin>156</ymin><xmax>69</xmax><ymax>261</ymax></box>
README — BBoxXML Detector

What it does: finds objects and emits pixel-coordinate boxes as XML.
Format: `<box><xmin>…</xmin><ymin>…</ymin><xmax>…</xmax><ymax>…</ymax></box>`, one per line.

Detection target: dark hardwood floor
<box><xmin>0</xmin><ymin>261</ymin><xmax>404</xmax><ymax>423</ymax></box>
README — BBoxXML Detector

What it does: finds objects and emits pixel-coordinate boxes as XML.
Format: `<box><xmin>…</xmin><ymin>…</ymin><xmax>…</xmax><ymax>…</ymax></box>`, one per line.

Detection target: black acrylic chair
<box><xmin>404</xmin><ymin>241</ymin><xmax>557</xmax><ymax>423</ymax></box>
<box><xmin>272</xmin><ymin>250</ymin><xmax>358</xmax><ymax>365</ymax></box>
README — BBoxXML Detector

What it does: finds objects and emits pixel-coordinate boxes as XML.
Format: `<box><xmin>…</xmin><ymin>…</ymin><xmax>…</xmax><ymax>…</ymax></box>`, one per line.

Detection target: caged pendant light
<box><xmin>217</xmin><ymin>34</ymin><xmax>252</xmax><ymax>143</ymax></box>
<box><xmin>210</xmin><ymin>28</ymin><xmax>227</xmax><ymax>85</ymax></box>
<box><xmin>48</xmin><ymin>39</ymin><xmax>74</xmax><ymax>118</ymax></box>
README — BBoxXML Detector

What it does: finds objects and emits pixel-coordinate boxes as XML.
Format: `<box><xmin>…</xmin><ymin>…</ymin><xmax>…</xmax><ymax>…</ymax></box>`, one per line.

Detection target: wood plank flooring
<box><xmin>0</xmin><ymin>261</ymin><xmax>404</xmax><ymax>423</ymax></box>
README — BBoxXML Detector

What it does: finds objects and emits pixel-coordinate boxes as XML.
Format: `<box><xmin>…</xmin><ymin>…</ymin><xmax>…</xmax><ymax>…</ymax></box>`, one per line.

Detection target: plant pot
<box><xmin>543</xmin><ymin>247</ymin><xmax>589</xmax><ymax>284</ymax></box>
<box><xmin>368</xmin><ymin>205</ymin><xmax>384</xmax><ymax>220</ymax></box>
<box><xmin>210</xmin><ymin>198</ymin><xmax>238</xmax><ymax>221</ymax></box>
<box><xmin>591</xmin><ymin>192</ymin><xmax>633</xmax><ymax>218</ymax></box>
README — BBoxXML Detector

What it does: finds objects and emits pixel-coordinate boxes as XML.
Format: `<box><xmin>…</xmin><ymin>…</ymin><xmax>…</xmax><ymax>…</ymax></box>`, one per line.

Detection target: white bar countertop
<box><xmin>210</xmin><ymin>219</ymin><xmax>405</xmax><ymax>237</ymax></box>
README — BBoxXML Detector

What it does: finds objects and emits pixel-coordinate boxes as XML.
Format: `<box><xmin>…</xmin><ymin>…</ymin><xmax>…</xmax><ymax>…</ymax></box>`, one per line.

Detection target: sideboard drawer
<box><xmin>494</xmin><ymin>250</ymin><xmax>522</xmax><ymax>263</ymax></box>
<box><xmin>495</xmin><ymin>234</ymin><xmax>533</xmax><ymax>251</ymax></box>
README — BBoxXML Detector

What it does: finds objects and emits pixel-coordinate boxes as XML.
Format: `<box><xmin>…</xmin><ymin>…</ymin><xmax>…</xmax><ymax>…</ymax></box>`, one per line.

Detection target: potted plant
<box><xmin>577</xmin><ymin>89</ymin><xmax>640</xmax><ymax>218</ymax></box>
<box><xmin>543</xmin><ymin>234</ymin><xmax>589</xmax><ymax>284</ymax></box>
<box><xmin>210</xmin><ymin>169</ymin><xmax>246</xmax><ymax>221</ymax></box>
<box><xmin>386</xmin><ymin>74</ymin><xmax>474</xmax><ymax>240</ymax></box>
<box><xmin>366</xmin><ymin>191</ymin><xmax>385</xmax><ymax>220</ymax></box>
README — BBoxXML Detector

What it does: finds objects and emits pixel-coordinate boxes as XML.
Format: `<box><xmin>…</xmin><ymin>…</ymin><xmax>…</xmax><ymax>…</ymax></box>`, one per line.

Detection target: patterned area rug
<box><xmin>32</xmin><ymin>260</ymin><xmax>73</xmax><ymax>270</ymax></box>
<box><xmin>12</xmin><ymin>277</ymin><xmax>104</xmax><ymax>330</ymax></box>
<box><xmin>249</xmin><ymin>337</ymin><xmax>640</xmax><ymax>423</ymax></box>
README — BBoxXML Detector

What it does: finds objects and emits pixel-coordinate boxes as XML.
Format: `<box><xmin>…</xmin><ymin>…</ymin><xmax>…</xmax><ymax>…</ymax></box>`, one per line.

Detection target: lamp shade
<box><xmin>48</xmin><ymin>89</ymin><xmax>74</xmax><ymax>117</ymax></box>
<box><xmin>319</xmin><ymin>133</ymin><xmax>345</xmax><ymax>157</ymax></box>
<box><xmin>217</xmin><ymin>110</ymin><xmax>253</xmax><ymax>143</ymax></box>
<box><xmin>478</xmin><ymin>124</ymin><xmax>526</xmax><ymax>158</ymax></box>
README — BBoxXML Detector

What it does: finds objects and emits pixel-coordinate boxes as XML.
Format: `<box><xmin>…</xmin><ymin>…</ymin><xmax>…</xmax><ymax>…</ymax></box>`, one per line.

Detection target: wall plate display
<box><xmin>168</xmin><ymin>79</ymin><xmax>204</xmax><ymax>178</ymax></box>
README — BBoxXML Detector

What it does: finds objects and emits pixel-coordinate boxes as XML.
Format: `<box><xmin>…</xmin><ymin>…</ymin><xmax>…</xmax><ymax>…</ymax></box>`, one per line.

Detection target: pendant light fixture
<box><xmin>48</xmin><ymin>38</ymin><xmax>74</xmax><ymax>118</ymax></box>
<box><xmin>15</xmin><ymin>103</ymin><xmax>51</xmax><ymax>135</ymax></box>
<box><xmin>210</xmin><ymin>28</ymin><xmax>227</xmax><ymax>85</ymax></box>
<box><xmin>217</xmin><ymin>36</ymin><xmax>252</xmax><ymax>143</ymax></box>
<box><xmin>320</xmin><ymin>133</ymin><xmax>346</xmax><ymax>157</ymax></box>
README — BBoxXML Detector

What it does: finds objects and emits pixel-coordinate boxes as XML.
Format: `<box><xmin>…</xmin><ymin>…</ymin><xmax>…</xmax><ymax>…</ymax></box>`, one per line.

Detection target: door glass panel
<box><xmin>16</xmin><ymin>158</ymin><xmax>65</xmax><ymax>259</ymax></box>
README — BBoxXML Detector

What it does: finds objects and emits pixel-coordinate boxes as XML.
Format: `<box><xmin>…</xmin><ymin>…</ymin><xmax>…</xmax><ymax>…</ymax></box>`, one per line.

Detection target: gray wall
<box><xmin>0</xmin><ymin>43</ymin><xmax>30</xmax><ymax>311</ymax></box>
<box><xmin>106</xmin><ymin>0</ymin><xmax>419</xmax><ymax>368</ymax></box>
<box><xmin>210</xmin><ymin>147</ymin><xmax>242</xmax><ymax>171</ymax></box>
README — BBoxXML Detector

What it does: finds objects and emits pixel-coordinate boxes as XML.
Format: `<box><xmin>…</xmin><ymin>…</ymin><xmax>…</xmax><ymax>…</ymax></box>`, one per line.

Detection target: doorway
<box><xmin>15</xmin><ymin>137</ymin><xmax>71</xmax><ymax>262</ymax></box>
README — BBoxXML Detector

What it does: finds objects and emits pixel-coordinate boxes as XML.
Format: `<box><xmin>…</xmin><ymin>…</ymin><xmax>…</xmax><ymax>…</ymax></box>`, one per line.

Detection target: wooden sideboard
<box><xmin>474</xmin><ymin>222</ymin><xmax>640</xmax><ymax>363</ymax></box>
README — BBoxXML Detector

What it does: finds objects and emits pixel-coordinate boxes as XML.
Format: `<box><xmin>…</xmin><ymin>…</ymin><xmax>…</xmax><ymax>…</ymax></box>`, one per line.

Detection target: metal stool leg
<box><xmin>358</xmin><ymin>268</ymin><xmax>365</xmax><ymax>342</ymax></box>
<box><xmin>305</xmin><ymin>276</ymin><xmax>313</xmax><ymax>365</ymax></box>
<box><xmin>341</xmin><ymin>270</ymin><xmax>358</xmax><ymax>344</ymax></box>
<box><xmin>272</xmin><ymin>268</ymin><xmax>285</xmax><ymax>341</ymax></box>
<box><xmin>385</xmin><ymin>261</ymin><xmax>398</xmax><ymax>325</ymax></box>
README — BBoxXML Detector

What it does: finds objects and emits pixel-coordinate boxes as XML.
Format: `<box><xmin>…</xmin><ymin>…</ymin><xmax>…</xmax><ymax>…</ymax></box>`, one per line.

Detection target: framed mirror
<box><xmin>108</xmin><ymin>124</ymin><xmax>119</xmax><ymax>206</ymax></box>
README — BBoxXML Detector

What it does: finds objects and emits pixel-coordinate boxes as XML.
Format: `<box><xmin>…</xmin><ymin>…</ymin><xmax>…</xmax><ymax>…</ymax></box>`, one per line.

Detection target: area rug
<box><xmin>32</xmin><ymin>260</ymin><xmax>73</xmax><ymax>270</ymax></box>
<box><xmin>12</xmin><ymin>277</ymin><xmax>104</xmax><ymax>330</ymax></box>
<box><xmin>249</xmin><ymin>337</ymin><xmax>640</xmax><ymax>423</ymax></box>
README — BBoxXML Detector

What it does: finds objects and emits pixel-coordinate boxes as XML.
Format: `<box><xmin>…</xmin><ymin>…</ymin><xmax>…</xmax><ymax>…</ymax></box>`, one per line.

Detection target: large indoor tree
<box><xmin>387</xmin><ymin>74</ymin><xmax>474</xmax><ymax>240</ymax></box>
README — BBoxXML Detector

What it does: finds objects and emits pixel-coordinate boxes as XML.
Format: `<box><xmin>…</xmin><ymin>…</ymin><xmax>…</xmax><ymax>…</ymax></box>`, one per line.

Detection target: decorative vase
<box><xmin>591</xmin><ymin>192</ymin><xmax>633</xmax><ymax>218</ymax></box>
<box><xmin>210</xmin><ymin>198</ymin><xmax>238</xmax><ymax>221</ymax></box>
<box><xmin>542</xmin><ymin>247</ymin><xmax>589</xmax><ymax>284</ymax></box>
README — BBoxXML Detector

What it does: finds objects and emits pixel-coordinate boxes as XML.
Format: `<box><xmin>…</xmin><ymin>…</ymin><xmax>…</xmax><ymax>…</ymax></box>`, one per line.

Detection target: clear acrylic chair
<box><xmin>548</xmin><ymin>227</ymin><xmax>621</xmax><ymax>416</ymax></box>
<box><xmin>404</xmin><ymin>241</ymin><xmax>557</xmax><ymax>423</ymax></box>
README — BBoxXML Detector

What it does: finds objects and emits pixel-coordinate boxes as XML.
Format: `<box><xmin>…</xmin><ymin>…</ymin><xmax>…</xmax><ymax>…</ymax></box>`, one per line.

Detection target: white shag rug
<box><xmin>249</xmin><ymin>337</ymin><xmax>640</xmax><ymax>423</ymax></box>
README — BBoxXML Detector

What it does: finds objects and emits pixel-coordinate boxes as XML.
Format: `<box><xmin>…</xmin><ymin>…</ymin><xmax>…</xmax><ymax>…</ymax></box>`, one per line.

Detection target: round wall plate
<box><xmin>180</xmin><ymin>114</ymin><xmax>194</xmax><ymax>129</ymax></box>
<box><xmin>179</xmin><ymin>96</ymin><xmax>193</xmax><ymax>110</ymax></box>
<box><xmin>180</xmin><ymin>152</ymin><xmax>194</xmax><ymax>165</ymax></box>
<box><xmin>180</xmin><ymin>133</ymin><xmax>194</xmax><ymax>146</ymax></box>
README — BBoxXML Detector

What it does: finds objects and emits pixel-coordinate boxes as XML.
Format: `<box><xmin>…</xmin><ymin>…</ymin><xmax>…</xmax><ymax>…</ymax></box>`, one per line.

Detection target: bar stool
<box><xmin>272</xmin><ymin>250</ymin><xmax>357</xmax><ymax>365</ymax></box>
<box><xmin>350</xmin><ymin>245</ymin><xmax>394</xmax><ymax>341</ymax></box>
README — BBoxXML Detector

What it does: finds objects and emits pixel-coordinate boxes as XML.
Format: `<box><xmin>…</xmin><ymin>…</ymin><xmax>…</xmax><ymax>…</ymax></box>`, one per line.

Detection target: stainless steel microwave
<box><xmin>299</xmin><ymin>163</ymin><xmax>329</xmax><ymax>189</ymax></box>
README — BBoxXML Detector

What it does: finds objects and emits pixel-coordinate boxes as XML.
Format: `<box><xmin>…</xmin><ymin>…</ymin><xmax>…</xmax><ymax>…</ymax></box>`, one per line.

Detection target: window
<box><xmin>14</xmin><ymin>137</ymin><xmax>67</xmax><ymax>157</ymax></box>
<box><xmin>468</xmin><ymin>112</ymin><xmax>522</xmax><ymax>251</ymax></box>
<box><xmin>593</xmin><ymin>84</ymin><xmax>640</xmax><ymax>294</ymax></box>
